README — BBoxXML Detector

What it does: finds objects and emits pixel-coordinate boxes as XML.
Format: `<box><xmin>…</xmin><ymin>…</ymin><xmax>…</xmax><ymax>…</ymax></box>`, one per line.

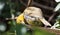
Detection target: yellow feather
<box><xmin>16</xmin><ymin>13</ymin><xmax>24</xmax><ymax>24</ymax></box>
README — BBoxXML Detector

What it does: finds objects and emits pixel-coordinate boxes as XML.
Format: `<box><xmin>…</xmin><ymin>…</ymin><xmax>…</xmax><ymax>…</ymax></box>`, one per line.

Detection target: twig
<box><xmin>27</xmin><ymin>0</ymin><xmax>32</xmax><ymax>7</ymax></box>
<box><xmin>19</xmin><ymin>0</ymin><xmax>55</xmax><ymax>11</ymax></box>
<box><xmin>5</xmin><ymin>17</ymin><xmax>17</xmax><ymax>20</ymax></box>
<box><xmin>41</xmin><ymin>0</ymin><xmax>55</xmax><ymax>4</ymax></box>
<box><xmin>32</xmin><ymin>1</ymin><xmax>54</xmax><ymax>11</ymax></box>
<box><xmin>48</xmin><ymin>12</ymin><xmax>56</xmax><ymax>22</ymax></box>
<box><xmin>39</xmin><ymin>27</ymin><xmax>60</xmax><ymax>35</ymax></box>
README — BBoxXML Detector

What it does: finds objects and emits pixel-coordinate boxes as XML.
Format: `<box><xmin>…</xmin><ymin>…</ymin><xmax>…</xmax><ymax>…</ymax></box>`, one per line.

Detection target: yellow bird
<box><xmin>16</xmin><ymin>13</ymin><xmax>25</xmax><ymax>24</ymax></box>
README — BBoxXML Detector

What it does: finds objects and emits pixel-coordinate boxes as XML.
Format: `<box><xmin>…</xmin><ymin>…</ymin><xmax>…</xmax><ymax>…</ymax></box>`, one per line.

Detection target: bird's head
<box><xmin>24</xmin><ymin>7</ymin><xmax>41</xmax><ymax>16</ymax></box>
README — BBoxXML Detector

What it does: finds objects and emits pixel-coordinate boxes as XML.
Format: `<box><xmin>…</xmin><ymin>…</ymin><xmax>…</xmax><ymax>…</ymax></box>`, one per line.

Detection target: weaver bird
<box><xmin>23</xmin><ymin>7</ymin><xmax>51</xmax><ymax>26</ymax></box>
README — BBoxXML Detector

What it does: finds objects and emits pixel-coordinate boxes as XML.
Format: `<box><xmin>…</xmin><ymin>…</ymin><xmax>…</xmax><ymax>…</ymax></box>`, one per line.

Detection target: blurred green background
<box><xmin>0</xmin><ymin>0</ymin><xmax>60</xmax><ymax>35</ymax></box>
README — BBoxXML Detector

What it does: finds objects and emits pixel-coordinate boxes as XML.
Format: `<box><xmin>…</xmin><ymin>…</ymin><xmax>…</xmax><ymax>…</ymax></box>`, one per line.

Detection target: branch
<box><xmin>19</xmin><ymin>0</ymin><xmax>55</xmax><ymax>11</ymax></box>
<box><xmin>32</xmin><ymin>1</ymin><xmax>54</xmax><ymax>11</ymax></box>
<box><xmin>27</xmin><ymin>0</ymin><xmax>32</xmax><ymax>7</ymax></box>
<box><xmin>39</xmin><ymin>27</ymin><xmax>60</xmax><ymax>35</ymax></box>
<box><xmin>5</xmin><ymin>17</ymin><xmax>17</xmax><ymax>20</ymax></box>
<box><xmin>48</xmin><ymin>12</ymin><xmax>56</xmax><ymax>22</ymax></box>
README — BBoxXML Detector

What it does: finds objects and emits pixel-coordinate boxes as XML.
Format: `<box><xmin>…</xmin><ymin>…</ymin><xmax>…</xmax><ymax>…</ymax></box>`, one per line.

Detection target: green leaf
<box><xmin>16</xmin><ymin>24</ymin><xmax>27</xmax><ymax>35</ymax></box>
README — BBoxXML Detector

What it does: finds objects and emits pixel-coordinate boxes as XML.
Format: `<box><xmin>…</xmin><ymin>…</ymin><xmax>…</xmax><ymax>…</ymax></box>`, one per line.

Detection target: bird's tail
<box><xmin>39</xmin><ymin>18</ymin><xmax>51</xmax><ymax>26</ymax></box>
